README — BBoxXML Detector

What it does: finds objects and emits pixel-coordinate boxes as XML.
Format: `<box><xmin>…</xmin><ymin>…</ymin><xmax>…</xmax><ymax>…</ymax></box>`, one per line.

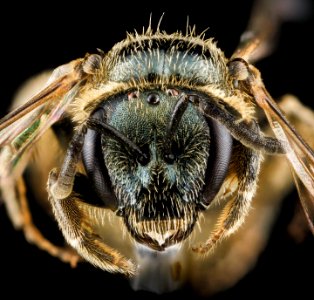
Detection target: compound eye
<box><xmin>128</xmin><ymin>90</ymin><xmax>139</xmax><ymax>100</ymax></box>
<box><xmin>166</xmin><ymin>88</ymin><xmax>179</xmax><ymax>97</ymax></box>
<box><xmin>82</xmin><ymin>109</ymin><xmax>118</xmax><ymax>210</ymax></box>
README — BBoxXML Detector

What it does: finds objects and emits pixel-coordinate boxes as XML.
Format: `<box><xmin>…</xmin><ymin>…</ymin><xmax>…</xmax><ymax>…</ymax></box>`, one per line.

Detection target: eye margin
<box><xmin>82</xmin><ymin>108</ymin><xmax>119</xmax><ymax>211</ymax></box>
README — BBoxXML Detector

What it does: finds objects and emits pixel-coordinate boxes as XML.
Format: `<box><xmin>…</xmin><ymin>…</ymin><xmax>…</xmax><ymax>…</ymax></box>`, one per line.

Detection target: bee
<box><xmin>0</xmin><ymin>0</ymin><xmax>313</xmax><ymax>296</ymax></box>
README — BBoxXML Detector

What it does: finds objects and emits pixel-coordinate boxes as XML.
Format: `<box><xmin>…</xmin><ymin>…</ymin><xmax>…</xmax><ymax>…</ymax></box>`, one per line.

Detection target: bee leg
<box><xmin>0</xmin><ymin>147</ymin><xmax>80</xmax><ymax>266</ymax></box>
<box><xmin>48</xmin><ymin>129</ymin><xmax>136</xmax><ymax>275</ymax></box>
<box><xmin>0</xmin><ymin>173</ymin><xmax>23</xmax><ymax>229</ymax></box>
<box><xmin>193</xmin><ymin>143</ymin><xmax>261</xmax><ymax>253</ymax></box>
<box><xmin>190</xmin><ymin>95</ymin><xmax>314</xmax><ymax>293</ymax></box>
<box><xmin>48</xmin><ymin>170</ymin><xmax>136</xmax><ymax>275</ymax></box>
<box><xmin>16</xmin><ymin>176</ymin><xmax>81</xmax><ymax>267</ymax></box>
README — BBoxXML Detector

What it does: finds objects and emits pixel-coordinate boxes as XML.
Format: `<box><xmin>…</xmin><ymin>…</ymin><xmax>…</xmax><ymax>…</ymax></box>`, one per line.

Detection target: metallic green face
<box><xmin>101</xmin><ymin>89</ymin><xmax>210</xmax><ymax>250</ymax></box>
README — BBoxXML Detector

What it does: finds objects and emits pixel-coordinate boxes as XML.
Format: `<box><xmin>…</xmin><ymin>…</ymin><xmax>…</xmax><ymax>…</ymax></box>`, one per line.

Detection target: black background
<box><xmin>0</xmin><ymin>1</ymin><xmax>313</xmax><ymax>299</ymax></box>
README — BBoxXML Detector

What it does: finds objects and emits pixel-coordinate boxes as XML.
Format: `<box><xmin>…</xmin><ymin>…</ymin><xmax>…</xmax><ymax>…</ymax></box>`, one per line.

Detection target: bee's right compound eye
<box><xmin>82</xmin><ymin>109</ymin><xmax>118</xmax><ymax>210</ymax></box>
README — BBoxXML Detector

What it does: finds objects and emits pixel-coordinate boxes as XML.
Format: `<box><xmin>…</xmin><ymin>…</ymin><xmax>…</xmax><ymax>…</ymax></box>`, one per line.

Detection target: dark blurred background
<box><xmin>0</xmin><ymin>0</ymin><xmax>313</xmax><ymax>299</ymax></box>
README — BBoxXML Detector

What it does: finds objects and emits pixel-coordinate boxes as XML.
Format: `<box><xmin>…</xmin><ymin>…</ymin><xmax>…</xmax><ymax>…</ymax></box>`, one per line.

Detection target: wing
<box><xmin>0</xmin><ymin>54</ymin><xmax>101</xmax><ymax>175</ymax></box>
<box><xmin>230</xmin><ymin>0</ymin><xmax>314</xmax><ymax>232</ymax></box>
<box><xmin>251</xmin><ymin>81</ymin><xmax>314</xmax><ymax>234</ymax></box>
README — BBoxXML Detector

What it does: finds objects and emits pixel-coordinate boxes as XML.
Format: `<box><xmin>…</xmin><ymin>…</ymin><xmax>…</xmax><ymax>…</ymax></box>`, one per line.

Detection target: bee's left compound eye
<box><xmin>146</xmin><ymin>93</ymin><xmax>160</xmax><ymax>105</ymax></box>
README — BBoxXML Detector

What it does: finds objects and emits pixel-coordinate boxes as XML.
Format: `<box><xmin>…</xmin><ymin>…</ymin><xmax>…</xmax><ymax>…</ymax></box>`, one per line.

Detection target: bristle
<box><xmin>156</xmin><ymin>13</ymin><xmax>165</xmax><ymax>33</ymax></box>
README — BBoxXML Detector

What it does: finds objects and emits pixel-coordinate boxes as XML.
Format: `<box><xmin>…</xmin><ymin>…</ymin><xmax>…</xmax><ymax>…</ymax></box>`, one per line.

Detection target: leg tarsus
<box><xmin>192</xmin><ymin>200</ymin><xmax>235</xmax><ymax>253</ymax></box>
<box><xmin>17</xmin><ymin>176</ymin><xmax>81</xmax><ymax>267</ymax></box>
<box><xmin>192</xmin><ymin>227</ymin><xmax>225</xmax><ymax>254</ymax></box>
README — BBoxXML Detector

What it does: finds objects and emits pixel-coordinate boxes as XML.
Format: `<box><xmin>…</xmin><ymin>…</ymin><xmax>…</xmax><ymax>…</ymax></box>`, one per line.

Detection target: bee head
<box><xmin>83</xmin><ymin>88</ymin><xmax>232</xmax><ymax>250</ymax></box>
